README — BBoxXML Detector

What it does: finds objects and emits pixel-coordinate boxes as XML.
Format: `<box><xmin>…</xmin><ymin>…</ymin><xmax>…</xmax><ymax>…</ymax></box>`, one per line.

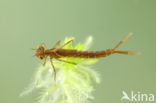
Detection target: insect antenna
<box><xmin>31</xmin><ymin>48</ymin><xmax>36</xmax><ymax>50</ymax></box>
<box><xmin>32</xmin><ymin>55</ymin><xmax>36</xmax><ymax>57</ymax></box>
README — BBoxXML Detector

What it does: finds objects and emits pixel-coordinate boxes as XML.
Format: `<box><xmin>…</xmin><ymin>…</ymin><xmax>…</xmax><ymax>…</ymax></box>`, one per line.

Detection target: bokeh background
<box><xmin>0</xmin><ymin>0</ymin><xmax>156</xmax><ymax>103</ymax></box>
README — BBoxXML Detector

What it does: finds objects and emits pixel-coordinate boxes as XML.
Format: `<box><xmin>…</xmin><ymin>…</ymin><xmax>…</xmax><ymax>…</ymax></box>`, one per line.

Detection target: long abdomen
<box><xmin>56</xmin><ymin>49</ymin><xmax>114</xmax><ymax>58</ymax></box>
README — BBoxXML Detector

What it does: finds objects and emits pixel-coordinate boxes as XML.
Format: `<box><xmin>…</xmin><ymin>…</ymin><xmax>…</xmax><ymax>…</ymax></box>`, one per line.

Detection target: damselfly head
<box><xmin>35</xmin><ymin>45</ymin><xmax>45</xmax><ymax>59</ymax></box>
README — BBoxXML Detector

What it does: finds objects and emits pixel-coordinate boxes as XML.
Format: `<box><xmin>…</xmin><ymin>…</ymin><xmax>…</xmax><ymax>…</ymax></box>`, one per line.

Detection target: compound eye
<box><xmin>40</xmin><ymin>56</ymin><xmax>43</xmax><ymax>59</ymax></box>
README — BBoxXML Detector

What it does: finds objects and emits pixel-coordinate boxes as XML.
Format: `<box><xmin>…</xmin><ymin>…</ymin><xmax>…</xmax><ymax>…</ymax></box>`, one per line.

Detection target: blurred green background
<box><xmin>0</xmin><ymin>0</ymin><xmax>156</xmax><ymax>103</ymax></box>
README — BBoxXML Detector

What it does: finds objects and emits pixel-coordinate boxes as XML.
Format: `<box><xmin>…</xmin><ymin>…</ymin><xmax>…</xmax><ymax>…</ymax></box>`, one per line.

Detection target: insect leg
<box><xmin>50</xmin><ymin>59</ymin><xmax>56</xmax><ymax>82</ymax></box>
<box><xmin>60</xmin><ymin>39</ymin><xmax>74</xmax><ymax>49</ymax></box>
<box><xmin>41</xmin><ymin>43</ymin><xmax>47</xmax><ymax>49</ymax></box>
<box><xmin>113</xmin><ymin>33</ymin><xmax>133</xmax><ymax>50</ymax></box>
<box><xmin>56</xmin><ymin>58</ymin><xmax>77</xmax><ymax>65</ymax></box>
<box><xmin>42</xmin><ymin>58</ymin><xmax>47</xmax><ymax>66</ymax></box>
<box><xmin>53</xmin><ymin>40</ymin><xmax>61</xmax><ymax>48</ymax></box>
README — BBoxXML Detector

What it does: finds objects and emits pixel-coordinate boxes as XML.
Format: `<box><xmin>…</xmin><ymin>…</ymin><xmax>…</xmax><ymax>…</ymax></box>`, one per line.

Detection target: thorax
<box><xmin>44</xmin><ymin>48</ymin><xmax>60</xmax><ymax>58</ymax></box>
